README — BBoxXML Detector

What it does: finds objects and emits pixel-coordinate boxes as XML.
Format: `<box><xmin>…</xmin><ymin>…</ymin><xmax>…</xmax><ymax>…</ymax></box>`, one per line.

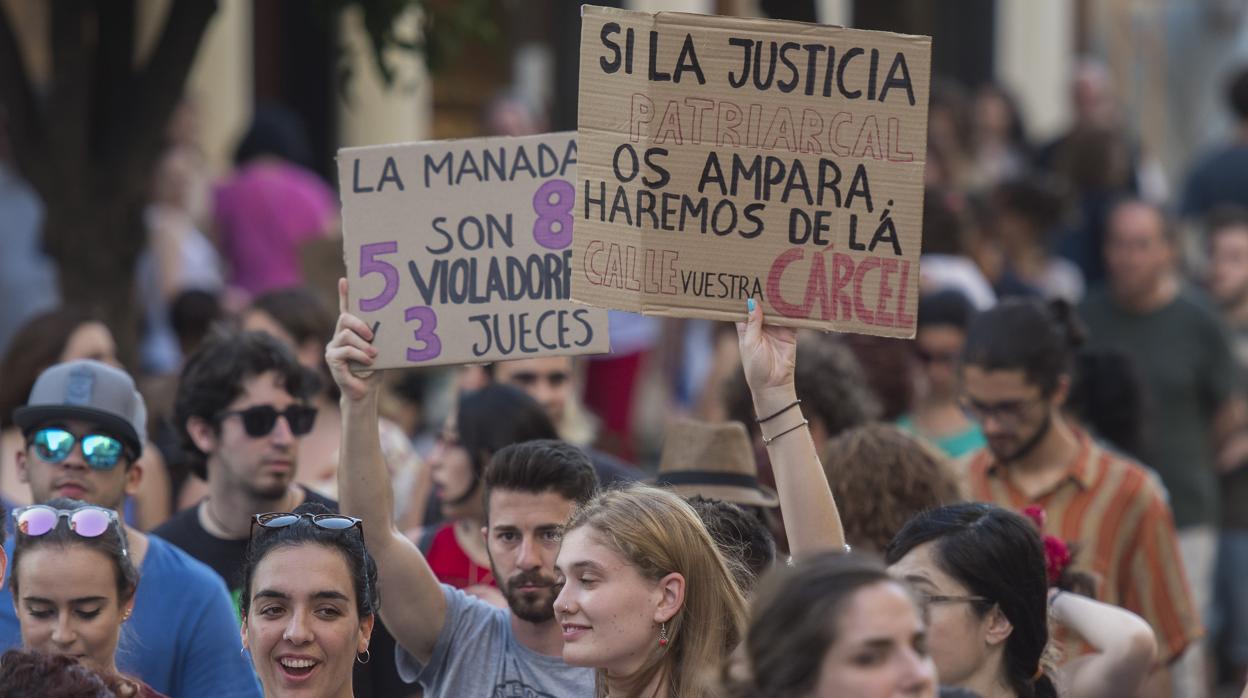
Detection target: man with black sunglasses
<box><xmin>0</xmin><ymin>359</ymin><xmax>261</xmax><ymax>697</ymax></box>
<box><xmin>155</xmin><ymin>330</ymin><xmax>414</xmax><ymax>698</ymax></box>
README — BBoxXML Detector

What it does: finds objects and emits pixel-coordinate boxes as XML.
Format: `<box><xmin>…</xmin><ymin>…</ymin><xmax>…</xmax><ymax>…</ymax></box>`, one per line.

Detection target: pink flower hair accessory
<box><xmin>1020</xmin><ymin>505</ymin><xmax>1073</xmax><ymax>585</ymax></box>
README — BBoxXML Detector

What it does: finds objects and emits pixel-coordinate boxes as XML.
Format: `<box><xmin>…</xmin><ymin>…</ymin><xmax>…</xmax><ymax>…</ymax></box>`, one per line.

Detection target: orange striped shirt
<box><xmin>966</xmin><ymin>429</ymin><xmax>1201</xmax><ymax>663</ymax></box>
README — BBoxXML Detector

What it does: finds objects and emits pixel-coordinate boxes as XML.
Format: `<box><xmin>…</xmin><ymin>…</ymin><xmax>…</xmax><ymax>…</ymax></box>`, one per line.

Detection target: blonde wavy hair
<box><xmin>566</xmin><ymin>485</ymin><xmax>748</xmax><ymax>698</ymax></box>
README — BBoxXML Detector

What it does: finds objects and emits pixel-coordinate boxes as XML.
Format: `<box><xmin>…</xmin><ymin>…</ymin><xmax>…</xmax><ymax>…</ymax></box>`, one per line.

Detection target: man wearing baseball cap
<box><xmin>0</xmin><ymin>359</ymin><xmax>261</xmax><ymax>697</ymax></box>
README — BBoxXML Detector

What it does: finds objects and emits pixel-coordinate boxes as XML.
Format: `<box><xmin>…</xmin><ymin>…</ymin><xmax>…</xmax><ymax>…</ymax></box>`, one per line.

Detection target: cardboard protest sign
<box><xmin>338</xmin><ymin>132</ymin><xmax>611</xmax><ymax>368</ymax></box>
<box><xmin>573</xmin><ymin>6</ymin><xmax>930</xmax><ymax>337</ymax></box>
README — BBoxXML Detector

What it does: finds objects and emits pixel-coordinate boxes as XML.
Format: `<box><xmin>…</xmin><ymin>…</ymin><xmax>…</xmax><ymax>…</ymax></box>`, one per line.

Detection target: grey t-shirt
<box><xmin>396</xmin><ymin>585</ymin><xmax>595</xmax><ymax>697</ymax></box>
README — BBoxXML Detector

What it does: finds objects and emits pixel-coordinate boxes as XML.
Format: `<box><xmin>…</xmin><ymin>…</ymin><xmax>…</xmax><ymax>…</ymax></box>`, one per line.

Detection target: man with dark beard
<box><xmin>960</xmin><ymin>298</ymin><xmax>1198</xmax><ymax>698</ymax></box>
<box><xmin>155</xmin><ymin>331</ymin><xmax>413</xmax><ymax>697</ymax></box>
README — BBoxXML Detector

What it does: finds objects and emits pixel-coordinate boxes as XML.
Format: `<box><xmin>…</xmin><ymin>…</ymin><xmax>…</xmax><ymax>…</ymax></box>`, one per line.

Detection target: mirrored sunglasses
<box><xmin>31</xmin><ymin>428</ymin><xmax>126</xmax><ymax>470</ymax></box>
<box><xmin>217</xmin><ymin>405</ymin><xmax>318</xmax><ymax>438</ymax></box>
<box><xmin>13</xmin><ymin>505</ymin><xmax>127</xmax><ymax>556</ymax></box>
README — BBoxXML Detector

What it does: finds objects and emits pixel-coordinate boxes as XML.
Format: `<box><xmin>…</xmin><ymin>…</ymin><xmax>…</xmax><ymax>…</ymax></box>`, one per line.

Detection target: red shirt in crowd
<box><xmin>425</xmin><ymin>524</ymin><xmax>496</xmax><ymax>589</ymax></box>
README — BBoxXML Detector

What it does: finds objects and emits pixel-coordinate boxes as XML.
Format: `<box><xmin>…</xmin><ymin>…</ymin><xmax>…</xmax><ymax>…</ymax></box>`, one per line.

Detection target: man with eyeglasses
<box><xmin>0</xmin><ymin>359</ymin><xmax>261</xmax><ymax>697</ymax></box>
<box><xmin>959</xmin><ymin>298</ymin><xmax>1198</xmax><ymax>698</ymax></box>
<box><xmin>154</xmin><ymin>330</ymin><xmax>415</xmax><ymax>698</ymax></box>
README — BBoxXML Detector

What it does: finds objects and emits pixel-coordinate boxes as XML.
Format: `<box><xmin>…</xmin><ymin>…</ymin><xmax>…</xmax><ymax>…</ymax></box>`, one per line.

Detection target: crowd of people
<box><xmin>3</xmin><ymin>34</ymin><xmax>1248</xmax><ymax>698</ymax></box>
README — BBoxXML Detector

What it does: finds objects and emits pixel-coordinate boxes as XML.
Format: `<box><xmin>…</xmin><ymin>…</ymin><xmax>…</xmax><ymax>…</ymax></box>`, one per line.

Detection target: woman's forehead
<box><xmin>18</xmin><ymin>545</ymin><xmax>118</xmax><ymax>594</ymax></box>
<box><xmin>253</xmin><ymin>544</ymin><xmax>356</xmax><ymax>597</ymax></box>
<box><xmin>889</xmin><ymin>541</ymin><xmax>965</xmax><ymax>590</ymax></box>
<box><xmin>557</xmin><ymin>527</ymin><xmax>627</xmax><ymax>569</ymax></box>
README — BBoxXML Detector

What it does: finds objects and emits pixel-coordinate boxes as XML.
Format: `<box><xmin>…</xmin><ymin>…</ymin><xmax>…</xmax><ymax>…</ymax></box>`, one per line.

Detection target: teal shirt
<box><xmin>896</xmin><ymin>413</ymin><xmax>987</xmax><ymax>458</ymax></box>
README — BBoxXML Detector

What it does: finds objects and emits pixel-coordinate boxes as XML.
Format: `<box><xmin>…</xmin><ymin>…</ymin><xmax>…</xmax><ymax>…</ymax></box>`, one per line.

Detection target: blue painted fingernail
<box><xmin>747</xmin><ymin>298</ymin><xmax>756</xmax><ymax>313</ymax></box>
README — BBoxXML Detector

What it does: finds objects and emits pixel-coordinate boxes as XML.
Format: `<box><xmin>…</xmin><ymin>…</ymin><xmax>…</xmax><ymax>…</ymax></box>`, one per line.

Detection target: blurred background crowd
<box><xmin>5</xmin><ymin>0</ymin><xmax>1248</xmax><ymax>696</ymax></box>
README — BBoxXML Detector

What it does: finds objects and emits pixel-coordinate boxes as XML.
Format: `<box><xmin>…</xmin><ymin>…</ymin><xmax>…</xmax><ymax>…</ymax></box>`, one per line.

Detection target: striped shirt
<box><xmin>966</xmin><ymin>429</ymin><xmax>1201</xmax><ymax>663</ymax></box>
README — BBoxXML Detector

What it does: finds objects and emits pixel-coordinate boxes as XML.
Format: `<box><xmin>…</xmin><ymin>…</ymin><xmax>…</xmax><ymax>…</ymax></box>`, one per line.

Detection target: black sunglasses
<box><xmin>217</xmin><ymin>405</ymin><xmax>317</xmax><ymax>438</ymax></box>
<box><xmin>250</xmin><ymin>511</ymin><xmax>362</xmax><ymax>537</ymax></box>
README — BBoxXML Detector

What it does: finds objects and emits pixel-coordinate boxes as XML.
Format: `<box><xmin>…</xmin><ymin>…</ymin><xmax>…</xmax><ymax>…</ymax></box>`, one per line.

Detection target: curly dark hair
<box><xmin>173</xmin><ymin>330</ymin><xmax>316</xmax><ymax>479</ymax></box>
<box><xmin>727</xmin><ymin>334</ymin><xmax>881</xmax><ymax>439</ymax></box>
<box><xmin>822</xmin><ymin>424</ymin><xmax>961</xmax><ymax>552</ymax></box>
<box><xmin>843</xmin><ymin>335</ymin><xmax>916</xmax><ymax>421</ymax></box>
<box><xmin>686</xmin><ymin>496</ymin><xmax>776</xmax><ymax>593</ymax></box>
<box><xmin>0</xmin><ymin>649</ymin><xmax>115</xmax><ymax>697</ymax></box>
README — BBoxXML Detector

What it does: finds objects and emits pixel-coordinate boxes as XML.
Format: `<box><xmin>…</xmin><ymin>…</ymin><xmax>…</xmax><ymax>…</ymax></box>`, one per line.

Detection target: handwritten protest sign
<box><xmin>338</xmin><ymin>132</ymin><xmax>611</xmax><ymax>368</ymax></box>
<box><xmin>573</xmin><ymin>6</ymin><xmax>930</xmax><ymax>337</ymax></box>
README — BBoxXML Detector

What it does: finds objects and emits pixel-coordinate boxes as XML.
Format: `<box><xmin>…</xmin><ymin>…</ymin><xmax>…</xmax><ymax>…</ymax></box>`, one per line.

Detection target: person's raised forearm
<box><xmin>328</xmin><ymin>278</ymin><xmax>447</xmax><ymax>663</ymax></box>
<box><xmin>339</xmin><ymin>389</ymin><xmax>393</xmax><ymax>531</ymax></box>
<box><xmin>1053</xmin><ymin>590</ymin><xmax>1157</xmax><ymax>698</ymax></box>
<box><xmin>738</xmin><ymin>300</ymin><xmax>844</xmax><ymax>557</ymax></box>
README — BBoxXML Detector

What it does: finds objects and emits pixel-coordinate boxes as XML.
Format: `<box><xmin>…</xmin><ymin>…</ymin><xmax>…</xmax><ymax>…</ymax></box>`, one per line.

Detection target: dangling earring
<box><xmin>357</xmin><ymin>649</ymin><xmax>371</xmax><ymax>664</ymax></box>
<box><xmin>658</xmin><ymin>622</ymin><xmax>669</xmax><ymax>648</ymax></box>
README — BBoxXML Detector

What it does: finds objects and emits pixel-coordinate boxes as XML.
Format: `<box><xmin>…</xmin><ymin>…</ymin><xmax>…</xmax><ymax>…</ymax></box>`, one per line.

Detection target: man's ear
<box><xmin>1050</xmin><ymin>374</ymin><xmax>1072</xmax><ymax>410</ymax></box>
<box><xmin>15</xmin><ymin>450</ymin><xmax>29</xmax><ymax>484</ymax></box>
<box><xmin>186</xmin><ymin>415</ymin><xmax>218</xmax><ymax>455</ymax></box>
<box><xmin>652</xmin><ymin>572</ymin><xmax>686</xmax><ymax>624</ymax></box>
<box><xmin>124</xmin><ymin>460</ymin><xmax>144</xmax><ymax>498</ymax></box>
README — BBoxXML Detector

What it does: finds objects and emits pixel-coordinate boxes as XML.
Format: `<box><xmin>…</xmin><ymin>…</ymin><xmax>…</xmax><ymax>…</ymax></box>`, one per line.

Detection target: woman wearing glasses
<box><xmin>10</xmin><ymin>498</ymin><xmax>167</xmax><ymax>697</ymax></box>
<box><xmin>886</xmin><ymin>503</ymin><xmax>1157</xmax><ymax>698</ymax></box>
<box><xmin>240</xmin><ymin>502</ymin><xmax>376</xmax><ymax>698</ymax></box>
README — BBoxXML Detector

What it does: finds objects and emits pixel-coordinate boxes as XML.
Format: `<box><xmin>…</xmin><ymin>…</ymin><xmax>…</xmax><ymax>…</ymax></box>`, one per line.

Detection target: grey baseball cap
<box><xmin>13</xmin><ymin>360</ymin><xmax>146</xmax><ymax>458</ymax></box>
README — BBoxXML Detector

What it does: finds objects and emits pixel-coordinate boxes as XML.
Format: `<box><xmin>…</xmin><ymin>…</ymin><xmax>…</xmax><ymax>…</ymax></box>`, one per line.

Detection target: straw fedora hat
<box><xmin>652</xmin><ymin>419</ymin><xmax>779</xmax><ymax>508</ymax></box>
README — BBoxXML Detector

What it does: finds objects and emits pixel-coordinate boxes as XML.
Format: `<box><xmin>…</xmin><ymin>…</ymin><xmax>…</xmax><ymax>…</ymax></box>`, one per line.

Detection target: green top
<box><xmin>896</xmin><ymin>413</ymin><xmax>987</xmax><ymax>459</ymax></box>
<box><xmin>1079</xmin><ymin>286</ymin><xmax>1239</xmax><ymax>528</ymax></box>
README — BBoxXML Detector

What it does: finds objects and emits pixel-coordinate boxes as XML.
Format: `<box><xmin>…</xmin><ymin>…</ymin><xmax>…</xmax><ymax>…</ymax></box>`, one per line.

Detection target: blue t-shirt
<box><xmin>0</xmin><ymin>533</ymin><xmax>262</xmax><ymax>698</ymax></box>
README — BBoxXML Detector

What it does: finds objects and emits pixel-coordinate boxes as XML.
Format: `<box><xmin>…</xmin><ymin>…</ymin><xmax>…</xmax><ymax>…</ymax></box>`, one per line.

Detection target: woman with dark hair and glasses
<box><xmin>886</xmin><ymin>503</ymin><xmax>1157</xmax><ymax>698</ymax></box>
<box><xmin>240</xmin><ymin>501</ymin><xmax>377</xmax><ymax>698</ymax></box>
<box><xmin>9</xmin><ymin>497</ymin><xmax>167</xmax><ymax>697</ymax></box>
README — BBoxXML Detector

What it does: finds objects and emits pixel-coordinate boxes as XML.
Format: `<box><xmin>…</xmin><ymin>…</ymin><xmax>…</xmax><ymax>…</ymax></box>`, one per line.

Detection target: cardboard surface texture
<box><xmin>338</xmin><ymin>132</ymin><xmax>611</xmax><ymax>368</ymax></box>
<box><xmin>574</xmin><ymin>6</ymin><xmax>931</xmax><ymax>337</ymax></box>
